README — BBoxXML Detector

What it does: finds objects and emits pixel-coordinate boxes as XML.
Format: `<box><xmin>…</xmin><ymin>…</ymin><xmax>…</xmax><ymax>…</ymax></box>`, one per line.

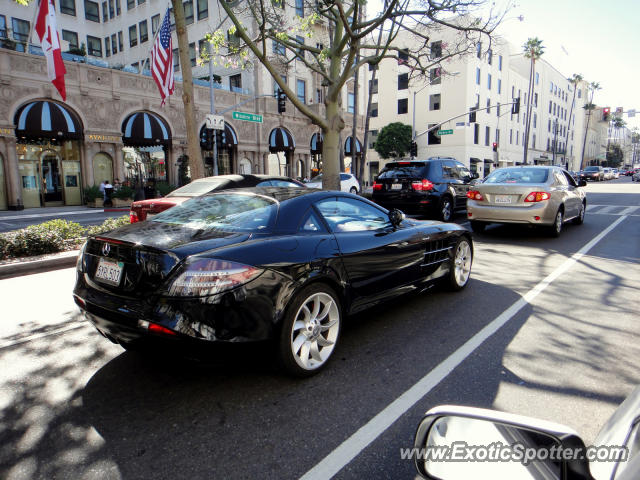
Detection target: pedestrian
<box><xmin>103</xmin><ymin>180</ymin><xmax>114</xmax><ymax>207</ymax></box>
<box><xmin>99</xmin><ymin>180</ymin><xmax>106</xmax><ymax>196</ymax></box>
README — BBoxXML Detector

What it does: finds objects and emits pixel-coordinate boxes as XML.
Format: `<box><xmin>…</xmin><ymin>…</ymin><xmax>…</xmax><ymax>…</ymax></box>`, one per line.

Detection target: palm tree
<box><xmin>564</xmin><ymin>73</ymin><xmax>583</xmax><ymax>169</ymax></box>
<box><xmin>580</xmin><ymin>82</ymin><xmax>601</xmax><ymax>169</ymax></box>
<box><xmin>522</xmin><ymin>37</ymin><xmax>544</xmax><ymax>164</ymax></box>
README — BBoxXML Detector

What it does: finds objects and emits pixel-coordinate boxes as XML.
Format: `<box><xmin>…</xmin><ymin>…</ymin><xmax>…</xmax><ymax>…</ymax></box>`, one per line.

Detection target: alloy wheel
<box><xmin>440</xmin><ymin>198</ymin><xmax>452</xmax><ymax>222</ymax></box>
<box><xmin>290</xmin><ymin>292</ymin><xmax>340</xmax><ymax>371</ymax></box>
<box><xmin>453</xmin><ymin>240</ymin><xmax>472</xmax><ymax>288</ymax></box>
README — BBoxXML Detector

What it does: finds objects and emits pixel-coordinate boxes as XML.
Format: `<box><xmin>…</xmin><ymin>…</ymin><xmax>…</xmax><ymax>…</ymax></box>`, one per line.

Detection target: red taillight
<box><xmin>148</xmin><ymin>323</ymin><xmax>177</xmax><ymax>336</ymax></box>
<box><xmin>373</xmin><ymin>182</ymin><xmax>383</xmax><ymax>191</ymax></box>
<box><xmin>398</xmin><ymin>162</ymin><xmax>411</xmax><ymax>165</ymax></box>
<box><xmin>524</xmin><ymin>192</ymin><xmax>550</xmax><ymax>202</ymax></box>
<box><xmin>411</xmin><ymin>179</ymin><xmax>434</xmax><ymax>191</ymax></box>
<box><xmin>466</xmin><ymin>190</ymin><xmax>484</xmax><ymax>201</ymax></box>
<box><xmin>129</xmin><ymin>211</ymin><xmax>139</xmax><ymax>223</ymax></box>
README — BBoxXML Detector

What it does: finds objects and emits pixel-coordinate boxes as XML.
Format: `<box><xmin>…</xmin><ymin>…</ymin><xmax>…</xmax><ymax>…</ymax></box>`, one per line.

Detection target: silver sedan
<box><xmin>466</xmin><ymin>166</ymin><xmax>587</xmax><ymax>236</ymax></box>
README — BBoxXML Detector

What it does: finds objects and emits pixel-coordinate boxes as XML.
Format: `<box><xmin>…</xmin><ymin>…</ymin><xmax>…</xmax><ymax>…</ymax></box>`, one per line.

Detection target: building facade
<box><xmin>0</xmin><ymin>0</ymin><xmax>367</xmax><ymax>209</ymax></box>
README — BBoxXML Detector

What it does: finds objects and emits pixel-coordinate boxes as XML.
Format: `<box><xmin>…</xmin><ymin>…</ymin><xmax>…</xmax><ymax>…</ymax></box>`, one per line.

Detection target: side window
<box><xmin>299</xmin><ymin>210</ymin><xmax>325</xmax><ymax>232</ymax></box>
<box><xmin>315</xmin><ymin>197</ymin><xmax>389</xmax><ymax>232</ymax></box>
<box><xmin>442</xmin><ymin>160</ymin><xmax>459</xmax><ymax>180</ymax></box>
<box><xmin>554</xmin><ymin>170</ymin><xmax>568</xmax><ymax>186</ymax></box>
<box><xmin>340</xmin><ymin>173</ymin><xmax>350</xmax><ymax>181</ymax></box>
<box><xmin>256</xmin><ymin>180</ymin><xmax>273</xmax><ymax>187</ymax></box>
<box><xmin>271</xmin><ymin>180</ymin><xmax>302</xmax><ymax>187</ymax></box>
<box><xmin>562</xmin><ymin>171</ymin><xmax>577</xmax><ymax>187</ymax></box>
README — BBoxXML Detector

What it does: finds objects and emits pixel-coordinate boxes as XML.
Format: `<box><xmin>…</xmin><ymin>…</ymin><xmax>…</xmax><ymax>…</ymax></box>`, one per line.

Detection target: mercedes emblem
<box><xmin>101</xmin><ymin>243</ymin><xmax>111</xmax><ymax>256</ymax></box>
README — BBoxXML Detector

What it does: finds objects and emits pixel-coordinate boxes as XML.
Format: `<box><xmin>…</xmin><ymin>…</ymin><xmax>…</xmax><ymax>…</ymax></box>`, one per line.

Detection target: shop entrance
<box><xmin>41</xmin><ymin>152</ymin><xmax>63</xmax><ymax>204</ymax></box>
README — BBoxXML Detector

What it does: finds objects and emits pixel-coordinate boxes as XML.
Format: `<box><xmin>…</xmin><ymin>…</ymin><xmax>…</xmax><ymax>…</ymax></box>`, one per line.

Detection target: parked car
<box><xmin>611</xmin><ymin>168</ymin><xmax>620</xmax><ymax>179</ymax></box>
<box><xmin>579</xmin><ymin>165</ymin><xmax>604</xmax><ymax>182</ymax></box>
<box><xmin>466</xmin><ymin>166</ymin><xmax>587</xmax><ymax>237</ymax></box>
<box><xmin>371</xmin><ymin>158</ymin><xmax>479</xmax><ymax>222</ymax></box>
<box><xmin>129</xmin><ymin>174</ymin><xmax>305</xmax><ymax>222</ymax></box>
<box><xmin>74</xmin><ymin>187</ymin><xmax>473</xmax><ymax>376</ymax></box>
<box><xmin>633</xmin><ymin>170</ymin><xmax>640</xmax><ymax>182</ymax></box>
<box><xmin>413</xmin><ymin>384</ymin><xmax>640</xmax><ymax>480</ymax></box>
<box><xmin>305</xmin><ymin>172</ymin><xmax>360</xmax><ymax>193</ymax></box>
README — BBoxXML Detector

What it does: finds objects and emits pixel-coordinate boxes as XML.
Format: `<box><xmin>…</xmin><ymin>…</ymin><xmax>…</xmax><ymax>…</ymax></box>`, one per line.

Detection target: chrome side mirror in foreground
<box><xmin>389</xmin><ymin>208</ymin><xmax>406</xmax><ymax>227</ymax></box>
<box><xmin>413</xmin><ymin>406</ymin><xmax>593</xmax><ymax>480</ymax></box>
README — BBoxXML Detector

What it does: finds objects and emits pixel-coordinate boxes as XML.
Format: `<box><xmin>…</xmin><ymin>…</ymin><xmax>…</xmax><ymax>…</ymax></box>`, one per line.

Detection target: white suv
<box><xmin>305</xmin><ymin>173</ymin><xmax>360</xmax><ymax>193</ymax></box>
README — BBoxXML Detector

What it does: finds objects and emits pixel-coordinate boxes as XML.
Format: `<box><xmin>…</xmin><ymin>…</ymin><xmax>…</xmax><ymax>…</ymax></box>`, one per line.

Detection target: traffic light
<box><xmin>469</xmin><ymin>109</ymin><xmax>477</xmax><ymax>123</ymax></box>
<box><xmin>410</xmin><ymin>141</ymin><xmax>418</xmax><ymax>157</ymax></box>
<box><xmin>512</xmin><ymin>97</ymin><xmax>520</xmax><ymax>114</ymax></box>
<box><xmin>200</xmin><ymin>128</ymin><xmax>214</xmax><ymax>150</ymax></box>
<box><xmin>277</xmin><ymin>89</ymin><xmax>286</xmax><ymax>114</ymax></box>
<box><xmin>602</xmin><ymin>107</ymin><xmax>611</xmax><ymax>121</ymax></box>
<box><xmin>492</xmin><ymin>142</ymin><xmax>498</xmax><ymax>152</ymax></box>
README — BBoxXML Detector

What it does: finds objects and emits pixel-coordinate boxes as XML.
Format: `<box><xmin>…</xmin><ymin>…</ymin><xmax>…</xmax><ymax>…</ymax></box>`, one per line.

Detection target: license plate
<box><xmin>95</xmin><ymin>258</ymin><xmax>124</xmax><ymax>285</ymax></box>
<box><xmin>391</xmin><ymin>183</ymin><xmax>402</xmax><ymax>190</ymax></box>
<box><xmin>494</xmin><ymin>195</ymin><xmax>512</xmax><ymax>204</ymax></box>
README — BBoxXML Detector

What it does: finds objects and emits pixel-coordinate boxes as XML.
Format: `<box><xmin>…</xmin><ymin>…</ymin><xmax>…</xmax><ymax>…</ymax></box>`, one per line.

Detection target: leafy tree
<box><xmin>522</xmin><ymin>37</ymin><xmax>544</xmax><ymax>163</ymax></box>
<box><xmin>374</xmin><ymin>122</ymin><xmax>412</xmax><ymax>159</ymax></box>
<box><xmin>208</xmin><ymin>0</ymin><xmax>506</xmax><ymax>190</ymax></box>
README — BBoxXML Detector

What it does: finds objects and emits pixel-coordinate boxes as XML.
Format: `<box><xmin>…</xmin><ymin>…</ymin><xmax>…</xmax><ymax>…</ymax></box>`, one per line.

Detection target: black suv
<box><xmin>371</xmin><ymin>157</ymin><xmax>478</xmax><ymax>221</ymax></box>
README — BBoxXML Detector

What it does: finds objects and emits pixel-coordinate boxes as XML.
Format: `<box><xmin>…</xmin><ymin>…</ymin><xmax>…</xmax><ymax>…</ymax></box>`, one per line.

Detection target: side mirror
<box><xmin>414</xmin><ymin>406</ymin><xmax>593</xmax><ymax>480</ymax></box>
<box><xmin>578</xmin><ymin>180</ymin><xmax>587</xmax><ymax>187</ymax></box>
<box><xmin>389</xmin><ymin>208</ymin><xmax>405</xmax><ymax>227</ymax></box>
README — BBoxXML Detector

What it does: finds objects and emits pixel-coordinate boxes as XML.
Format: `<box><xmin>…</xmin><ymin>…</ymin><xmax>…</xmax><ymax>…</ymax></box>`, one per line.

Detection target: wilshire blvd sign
<box><xmin>437</xmin><ymin>129</ymin><xmax>454</xmax><ymax>135</ymax></box>
<box><xmin>232</xmin><ymin>111</ymin><xmax>263</xmax><ymax>123</ymax></box>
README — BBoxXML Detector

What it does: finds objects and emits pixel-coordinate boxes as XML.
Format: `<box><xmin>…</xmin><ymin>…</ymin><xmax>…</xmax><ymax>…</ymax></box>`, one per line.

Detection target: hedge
<box><xmin>0</xmin><ymin>216</ymin><xmax>130</xmax><ymax>260</ymax></box>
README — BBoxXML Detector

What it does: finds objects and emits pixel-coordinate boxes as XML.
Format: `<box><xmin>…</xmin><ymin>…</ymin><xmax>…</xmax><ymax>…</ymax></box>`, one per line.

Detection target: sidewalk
<box><xmin>0</xmin><ymin>205</ymin><xmax>129</xmax><ymax>221</ymax></box>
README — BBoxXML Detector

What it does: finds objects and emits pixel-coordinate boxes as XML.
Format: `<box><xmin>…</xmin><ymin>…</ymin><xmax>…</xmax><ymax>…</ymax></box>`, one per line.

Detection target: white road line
<box><xmin>595</xmin><ymin>206</ymin><xmax>618</xmax><ymax>214</ymax></box>
<box><xmin>300</xmin><ymin>215</ymin><xmax>628</xmax><ymax>480</ymax></box>
<box><xmin>619</xmin><ymin>206</ymin><xmax>639</xmax><ymax>215</ymax></box>
<box><xmin>0</xmin><ymin>323</ymin><xmax>88</xmax><ymax>350</ymax></box>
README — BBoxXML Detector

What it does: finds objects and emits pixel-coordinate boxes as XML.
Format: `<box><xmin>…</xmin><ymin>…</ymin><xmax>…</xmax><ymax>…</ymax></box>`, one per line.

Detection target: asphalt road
<box><xmin>0</xmin><ymin>178</ymin><xmax>638</xmax><ymax>480</ymax></box>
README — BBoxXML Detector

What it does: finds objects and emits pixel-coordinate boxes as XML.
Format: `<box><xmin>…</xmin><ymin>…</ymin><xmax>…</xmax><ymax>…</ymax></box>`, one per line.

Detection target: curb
<box><xmin>0</xmin><ymin>250</ymin><xmax>80</xmax><ymax>279</ymax></box>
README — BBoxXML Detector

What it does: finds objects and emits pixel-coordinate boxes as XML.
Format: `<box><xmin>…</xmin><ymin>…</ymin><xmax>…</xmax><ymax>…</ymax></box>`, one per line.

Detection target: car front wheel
<box><xmin>278</xmin><ymin>283</ymin><xmax>341</xmax><ymax>377</ymax></box>
<box><xmin>445</xmin><ymin>237</ymin><xmax>473</xmax><ymax>291</ymax></box>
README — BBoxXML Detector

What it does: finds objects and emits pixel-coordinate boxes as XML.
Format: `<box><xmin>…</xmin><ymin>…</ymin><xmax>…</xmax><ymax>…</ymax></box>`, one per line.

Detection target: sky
<box><xmin>367</xmin><ymin>0</ymin><xmax>640</xmax><ymax>130</ymax></box>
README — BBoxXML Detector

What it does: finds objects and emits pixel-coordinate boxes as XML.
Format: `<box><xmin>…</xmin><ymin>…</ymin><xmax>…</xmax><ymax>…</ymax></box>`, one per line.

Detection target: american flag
<box><xmin>151</xmin><ymin>8</ymin><xmax>174</xmax><ymax>105</ymax></box>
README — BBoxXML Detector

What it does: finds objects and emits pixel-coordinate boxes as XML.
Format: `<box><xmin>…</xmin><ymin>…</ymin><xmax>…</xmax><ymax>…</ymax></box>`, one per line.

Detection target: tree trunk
<box><xmin>523</xmin><ymin>59</ymin><xmax>535</xmax><ymax>164</ymax></box>
<box><xmin>351</xmin><ymin>68</ymin><xmax>359</xmax><ymax>184</ymax></box>
<box><xmin>322</xmin><ymin>98</ymin><xmax>344</xmax><ymax>191</ymax></box>
<box><xmin>172</xmin><ymin>0</ymin><xmax>204</xmax><ymax>180</ymax></box>
<box><xmin>565</xmin><ymin>87</ymin><xmax>577</xmax><ymax>168</ymax></box>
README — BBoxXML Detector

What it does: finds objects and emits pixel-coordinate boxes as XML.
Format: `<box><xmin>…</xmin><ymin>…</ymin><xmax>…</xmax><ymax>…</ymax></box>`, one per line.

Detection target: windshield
<box><xmin>584</xmin><ymin>166</ymin><xmax>600</xmax><ymax>172</ymax></box>
<box><xmin>151</xmin><ymin>192</ymin><xmax>277</xmax><ymax>232</ymax></box>
<box><xmin>166</xmin><ymin>178</ymin><xmax>228</xmax><ymax>197</ymax></box>
<box><xmin>484</xmin><ymin>168</ymin><xmax>549</xmax><ymax>184</ymax></box>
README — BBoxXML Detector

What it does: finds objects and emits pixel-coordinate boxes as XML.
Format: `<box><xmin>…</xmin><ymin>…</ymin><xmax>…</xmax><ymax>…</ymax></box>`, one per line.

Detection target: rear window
<box><xmin>151</xmin><ymin>192</ymin><xmax>276</xmax><ymax>232</ymax></box>
<box><xmin>377</xmin><ymin>162</ymin><xmax>431</xmax><ymax>180</ymax></box>
<box><xmin>166</xmin><ymin>178</ymin><xmax>228</xmax><ymax>197</ymax></box>
<box><xmin>484</xmin><ymin>168</ymin><xmax>549</xmax><ymax>184</ymax></box>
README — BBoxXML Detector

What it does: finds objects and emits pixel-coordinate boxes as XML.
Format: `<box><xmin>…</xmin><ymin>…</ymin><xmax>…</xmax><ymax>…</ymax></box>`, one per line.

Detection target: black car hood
<box><xmin>94</xmin><ymin>221</ymin><xmax>253</xmax><ymax>258</ymax></box>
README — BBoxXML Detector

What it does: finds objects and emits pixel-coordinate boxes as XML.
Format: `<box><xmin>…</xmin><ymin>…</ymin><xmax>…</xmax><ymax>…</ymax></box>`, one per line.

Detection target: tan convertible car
<box><xmin>466</xmin><ymin>166</ymin><xmax>587</xmax><ymax>236</ymax></box>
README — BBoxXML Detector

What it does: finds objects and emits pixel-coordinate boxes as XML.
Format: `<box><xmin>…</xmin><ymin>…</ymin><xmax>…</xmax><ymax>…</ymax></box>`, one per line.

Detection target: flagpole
<box><xmin>141</xmin><ymin>2</ymin><xmax>172</xmax><ymax>75</ymax></box>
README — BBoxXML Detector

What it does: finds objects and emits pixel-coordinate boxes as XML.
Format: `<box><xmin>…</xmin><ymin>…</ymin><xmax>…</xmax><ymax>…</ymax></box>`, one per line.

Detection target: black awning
<box><xmin>470</xmin><ymin>157</ymin><xmax>481</xmax><ymax>163</ymax></box>
<box><xmin>344</xmin><ymin>136</ymin><xmax>362</xmax><ymax>155</ymax></box>
<box><xmin>310</xmin><ymin>132</ymin><xmax>323</xmax><ymax>155</ymax></box>
<box><xmin>122</xmin><ymin>111</ymin><xmax>171</xmax><ymax>147</ymax></box>
<box><xmin>14</xmin><ymin>100</ymin><xmax>83</xmax><ymax>140</ymax></box>
<box><xmin>269</xmin><ymin>127</ymin><xmax>295</xmax><ymax>153</ymax></box>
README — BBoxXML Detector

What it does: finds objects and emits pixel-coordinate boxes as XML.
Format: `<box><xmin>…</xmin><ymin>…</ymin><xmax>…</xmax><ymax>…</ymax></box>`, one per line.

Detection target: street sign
<box><xmin>437</xmin><ymin>129</ymin><xmax>453</xmax><ymax>135</ymax></box>
<box><xmin>232</xmin><ymin>111</ymin><xmax>263</xmax><ymax>123</ymax></box>
<box><xmin>206</xmin><ymin>114</ymin><xmax>225</xmax><ymax>130</ymax></box>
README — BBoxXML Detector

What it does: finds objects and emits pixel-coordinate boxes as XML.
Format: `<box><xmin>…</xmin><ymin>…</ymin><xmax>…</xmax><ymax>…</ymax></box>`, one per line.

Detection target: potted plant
<box><xmin>113</xmin><ymin>185</ymin><xmax>135</xmax><ymax>207</ymax></box>
<box><xmin>83</xmin><ymin>185</ymin><xmax>102</xmax><ymax>208</ymax></box>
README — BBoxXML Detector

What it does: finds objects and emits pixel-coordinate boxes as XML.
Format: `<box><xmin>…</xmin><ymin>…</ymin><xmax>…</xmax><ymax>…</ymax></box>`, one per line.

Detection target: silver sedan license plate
<box><xmin>95</xmin><ymin>258</ymin><xmax>124</xmax><ymax>285</ymax></box>
<box><xmin>494</xmin><ymin>195</ymin><xmax>512</xmax><ymax>204</ymax></box>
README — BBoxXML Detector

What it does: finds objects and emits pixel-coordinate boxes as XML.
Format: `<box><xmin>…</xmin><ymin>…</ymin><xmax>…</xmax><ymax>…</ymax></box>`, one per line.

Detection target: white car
<box><xmin>602</xmin><ymin>168</ymin><xmax>613</xmax><ymax>180</ymax></box>
<box><xmin>305</xmin><ymin>173</ymin><xmax>360</xmax><ymax>193</ymax></box>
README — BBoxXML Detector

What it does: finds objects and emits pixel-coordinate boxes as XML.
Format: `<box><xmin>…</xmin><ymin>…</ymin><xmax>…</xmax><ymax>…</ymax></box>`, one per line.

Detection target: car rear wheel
<box><xmin>445</xmin><ymin>237</ymin><xmax>473</xmax><ymax>291</ymax></box>
<box><xmin>573</xmin><ymin>202</ymin><xmax>586</xmax><ymax>225</ymax></box>
<box><xmin>439</xmin><ymin>196</ymin><xmax>453</xmax><ymax>222</ymax></box>
<box><xmin>470</xmin><ymin>220</ymin><xmax>486</xmax><ymax>234</ymax></box>
<box><xmin>549</xmin><ymin>209</ymin><xmax>564</xmax><ymax>237</ymax></box>
<box><xmin>349</xmin><ymin>186</ymin><xmax>358</xmax><ymax>194</ymax></box>
<box><xmin>278</xmin><ymin>283</ymin><xmax>341</xmax><ymax>377</ymax></box>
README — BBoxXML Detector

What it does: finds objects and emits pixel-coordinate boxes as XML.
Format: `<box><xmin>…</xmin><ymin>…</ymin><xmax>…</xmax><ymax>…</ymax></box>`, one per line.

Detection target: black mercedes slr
<box><xmin>73</xmin><ymin>187</ymin><xmax>473</xmax><ymax>376</ymax></box>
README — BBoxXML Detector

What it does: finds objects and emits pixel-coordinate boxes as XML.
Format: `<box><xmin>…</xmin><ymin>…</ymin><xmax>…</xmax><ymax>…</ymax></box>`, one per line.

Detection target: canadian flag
<box><xmin>34</xmin><ymin>0</ymin><xmax>66</xmax><ymax>100</ymax></box>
